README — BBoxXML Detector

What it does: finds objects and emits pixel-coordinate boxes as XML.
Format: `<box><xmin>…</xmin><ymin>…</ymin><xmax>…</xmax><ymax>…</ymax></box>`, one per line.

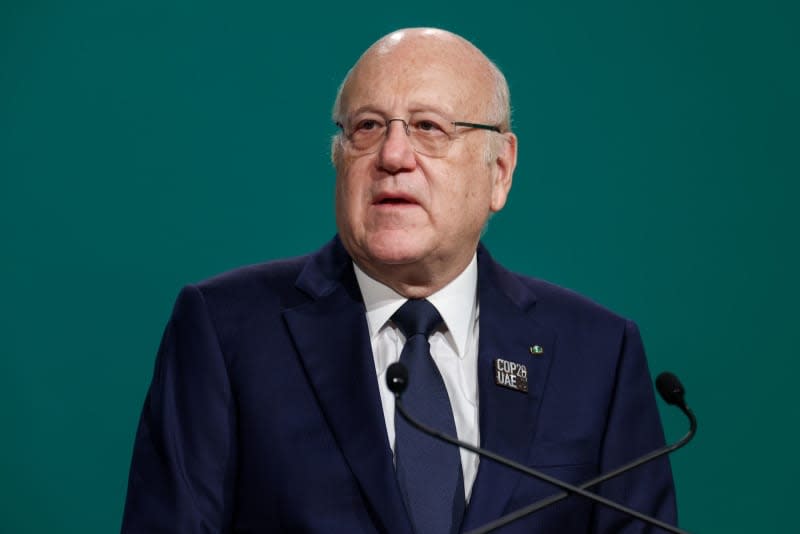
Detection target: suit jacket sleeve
<box><xmin>122</xmin><ymin>285</ymin><xmax>236</xmax><ymax>533</ymax></box>
<box><xmin>590</xmin><ymin>320</ymin><xmax>677</xmax><ymax>533</ymax></box>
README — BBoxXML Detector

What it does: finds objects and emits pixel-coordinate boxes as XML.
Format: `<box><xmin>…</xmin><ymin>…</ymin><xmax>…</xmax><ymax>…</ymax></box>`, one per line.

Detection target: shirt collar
<box><xmin>353</xmin><ymin>254</ymin><xmax>478</xmax><ymax>359</ymax></box>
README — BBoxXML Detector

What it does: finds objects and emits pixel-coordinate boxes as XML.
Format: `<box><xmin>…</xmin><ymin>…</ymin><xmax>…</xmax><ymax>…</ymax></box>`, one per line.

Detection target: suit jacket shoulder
<box><xmin>479</xmin><ymin>246</ymin><xmax>630</xmax><ymax>329</ymax></box>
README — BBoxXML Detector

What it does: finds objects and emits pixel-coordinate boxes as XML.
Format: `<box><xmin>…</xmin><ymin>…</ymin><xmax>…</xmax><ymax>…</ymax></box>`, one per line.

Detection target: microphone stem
<box><xmin>469</xmin><ymin>407</ymin><xmax>696</xmax><ymax>534</ymax></box>
<box><xmin>395</xmin><ymin>398</ymin><xmax>691</xmax><ymax>534</ymax></box>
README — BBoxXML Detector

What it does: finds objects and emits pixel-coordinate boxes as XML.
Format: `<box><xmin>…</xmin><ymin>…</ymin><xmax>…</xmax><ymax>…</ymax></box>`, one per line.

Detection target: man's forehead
<box><xmin>342</xmin><ymin>49</ymin><xmax>489</xmax><ymax>117</ymax></box>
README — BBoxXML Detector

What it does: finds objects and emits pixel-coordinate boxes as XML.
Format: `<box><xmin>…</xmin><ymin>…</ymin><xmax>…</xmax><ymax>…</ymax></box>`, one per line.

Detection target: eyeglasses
<box><xmin>336</xmin><ymin>112</ymin><xmax>501</xmax><ymax>158</ymax></box>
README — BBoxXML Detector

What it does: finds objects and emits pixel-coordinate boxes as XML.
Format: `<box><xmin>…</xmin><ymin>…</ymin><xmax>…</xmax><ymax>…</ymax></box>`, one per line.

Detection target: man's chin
<box><xmin>364</xmin><ymin>246</ymin><xmax>425</xmax><ymax>266</ymax></box>
<box><xmin>352</xmin><ymin>230</ymin><xmax>428</xmax><ymax>263</ymax></box>
<box><xmin>352</xmin><ymin>236</ymin><xmax>431</xmax><ymax>269</ymax></box>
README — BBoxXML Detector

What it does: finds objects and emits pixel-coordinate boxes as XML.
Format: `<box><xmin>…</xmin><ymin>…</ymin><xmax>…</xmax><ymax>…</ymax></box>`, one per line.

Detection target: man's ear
<box><xmin>490</xmin><ymin>132</ymin><xmax>517</xmax><ymax>213</ymax></box>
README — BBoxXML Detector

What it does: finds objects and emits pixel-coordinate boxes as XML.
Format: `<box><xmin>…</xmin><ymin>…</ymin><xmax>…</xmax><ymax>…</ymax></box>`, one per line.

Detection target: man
<box><xmin>123</xmin><ymin>28</ymin><xmax>676</xmax><ymax>533</ymax></box>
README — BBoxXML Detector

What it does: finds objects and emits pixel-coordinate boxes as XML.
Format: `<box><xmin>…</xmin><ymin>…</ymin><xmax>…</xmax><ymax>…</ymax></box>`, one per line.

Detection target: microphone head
<box><xmin>386</xmin><ymin>362</ymin><xmax>409</xmax><ymax>395</ymax></box>
<box><xmin>656</xmin><ymin>372</ymin><xmax>686</xmax><ymax>408</ymax></box>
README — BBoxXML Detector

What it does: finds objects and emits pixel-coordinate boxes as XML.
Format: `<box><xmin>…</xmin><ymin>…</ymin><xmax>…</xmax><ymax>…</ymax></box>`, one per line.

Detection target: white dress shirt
<box><xmin>353</xmin><ymin>256</ymin><xmax>481</xmax><ymax>500</ymax></box>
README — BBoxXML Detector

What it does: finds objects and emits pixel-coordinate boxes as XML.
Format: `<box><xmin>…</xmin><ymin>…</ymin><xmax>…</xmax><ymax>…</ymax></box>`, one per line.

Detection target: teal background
<box><xmin>2</xmin><ymin>1</ymin><xmax>797</xmax><ymax>532</ymax></box>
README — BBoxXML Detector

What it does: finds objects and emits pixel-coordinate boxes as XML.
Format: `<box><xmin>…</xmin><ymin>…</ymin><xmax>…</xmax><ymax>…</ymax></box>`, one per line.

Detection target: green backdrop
<box><xmin>2</xmin><ymin>1</ymin><xmax>798</xmax><ymax>532</ymax></box>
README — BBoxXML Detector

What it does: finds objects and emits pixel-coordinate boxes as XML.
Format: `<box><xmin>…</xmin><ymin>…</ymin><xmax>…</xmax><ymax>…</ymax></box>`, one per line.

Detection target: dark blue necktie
<box><xmin>393</xmin><ymin>299</ymin><xmax>465</xmax><ymax>534</ymax></box>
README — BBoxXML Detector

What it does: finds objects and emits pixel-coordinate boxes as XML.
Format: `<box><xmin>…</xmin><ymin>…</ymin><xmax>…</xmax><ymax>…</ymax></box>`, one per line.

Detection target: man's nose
<box><xmin>377</xmin><ymin>120</ymin><xmax>417</xmax><ymax>173</ymax></box>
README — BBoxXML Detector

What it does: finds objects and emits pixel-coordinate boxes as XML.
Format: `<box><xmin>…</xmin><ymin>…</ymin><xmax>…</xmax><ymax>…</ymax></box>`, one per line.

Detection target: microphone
<box><xmin>386</xmin><ymin>363</ymin><xmax>694</xmax><ymax>534</ymax></box>
<box><xmin>657</xmin><ymin>372</ymin><xmax>689</xmax><ymax>411</ymax></box>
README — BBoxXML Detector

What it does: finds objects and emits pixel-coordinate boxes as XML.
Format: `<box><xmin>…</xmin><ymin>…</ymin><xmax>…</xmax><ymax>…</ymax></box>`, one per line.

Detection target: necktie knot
<box><xmin>392</xmin><ymin>299</ymin><xmax>443</xmax><ymax>339</ymax></box>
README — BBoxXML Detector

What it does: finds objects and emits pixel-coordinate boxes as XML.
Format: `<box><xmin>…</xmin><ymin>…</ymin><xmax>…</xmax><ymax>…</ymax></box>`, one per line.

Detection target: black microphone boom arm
<box><xmin>469</xmin><ymin>403</ymin><xmax>697</xmax><ymax>533</ymax></box>
<box><xmin>387</xmin><ymin>363</ymin><xmax>694</xmax><ymax>534</ymax></box>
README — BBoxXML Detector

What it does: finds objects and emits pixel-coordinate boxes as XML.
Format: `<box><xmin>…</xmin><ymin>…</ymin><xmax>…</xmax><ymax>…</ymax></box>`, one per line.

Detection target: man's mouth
<box><xmin>377</xmin><ymin>198</ymin><xmax>413</xmax><ymax>204</ymax></box>
<box><xmin>374</xmin><ymin>193</ymin><xmax>418</xmax><ymax>205</ymax></box>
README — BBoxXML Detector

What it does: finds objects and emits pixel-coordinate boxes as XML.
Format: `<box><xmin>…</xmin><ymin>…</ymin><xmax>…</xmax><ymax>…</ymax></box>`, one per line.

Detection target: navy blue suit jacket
<box><xmin>122</xmin><ymin>237</ymin><xmax>676</xmax><ymax>533</ymax></box>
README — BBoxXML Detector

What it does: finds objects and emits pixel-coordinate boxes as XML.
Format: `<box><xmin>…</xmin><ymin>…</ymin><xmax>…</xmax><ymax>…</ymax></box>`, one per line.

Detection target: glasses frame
<box><xmin>335</xmin><ymin>116</ymin><xmax>502</xmax><ymax>157</ymax></box>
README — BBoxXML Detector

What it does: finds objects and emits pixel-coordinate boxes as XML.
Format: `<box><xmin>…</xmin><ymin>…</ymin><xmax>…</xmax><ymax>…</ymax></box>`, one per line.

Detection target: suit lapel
<box><xmin>461</xmin><ymin>247</ymin><xmax>557</xmax><ymax>531</ymax></box>
<box><xmin>283</xmin><ymin>239</ymin><xmax>412</xmax><ymax>534</ymax></box>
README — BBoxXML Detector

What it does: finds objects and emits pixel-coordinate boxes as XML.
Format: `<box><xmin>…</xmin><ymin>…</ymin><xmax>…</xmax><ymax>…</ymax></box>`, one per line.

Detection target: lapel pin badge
<box><xmin>529</xmin><ymin>345</ymin><xmax>544</xmax><ymax>356</ymax></box>
<box><xmin>494</xmin><ymin>358</ymin><xmax>528</xmax><ymax>393</ymax></box>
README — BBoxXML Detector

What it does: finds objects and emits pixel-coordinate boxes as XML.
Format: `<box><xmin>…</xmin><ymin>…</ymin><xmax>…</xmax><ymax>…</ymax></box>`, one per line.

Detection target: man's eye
<box><xmin>354</xmin><ymin>119</ymin><xmax>381</xmax><ymax>132</ymax></box>
<box><xmin>414</xmin><ymin>120</ymin><xmax>447</xmax><ymax>134</ymax></box>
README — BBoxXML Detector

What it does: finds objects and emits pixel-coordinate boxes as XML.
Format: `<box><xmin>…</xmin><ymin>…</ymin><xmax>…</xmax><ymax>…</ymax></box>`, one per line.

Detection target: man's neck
<box><xmin>353</xmin><ymin>252</ymin><xmax>476</xmax><ymax>299</ymax></box>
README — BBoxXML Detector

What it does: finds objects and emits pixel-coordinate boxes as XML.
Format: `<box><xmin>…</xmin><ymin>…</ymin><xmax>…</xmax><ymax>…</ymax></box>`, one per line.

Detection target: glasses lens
<box><xmin>407</xmin><ymin>114</ymin><xmax>452</xmax><ymax>157</ymax></box>
<box><xmin>341</xmin><ymin>112</ymin><xmax>458</xmax><ymax>158</ymax></box>
<box><xmin>347</xmin><ymin>117</ymin><xmax>385</xmax><ymax>151</ymax></box>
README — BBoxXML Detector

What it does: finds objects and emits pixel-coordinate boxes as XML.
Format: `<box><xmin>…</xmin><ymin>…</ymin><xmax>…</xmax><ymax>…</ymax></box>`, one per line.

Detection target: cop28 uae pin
<box><xmin>494</xmin><ymin>358</ymin><xmax>528</xmax><ymax>393</ymax></box>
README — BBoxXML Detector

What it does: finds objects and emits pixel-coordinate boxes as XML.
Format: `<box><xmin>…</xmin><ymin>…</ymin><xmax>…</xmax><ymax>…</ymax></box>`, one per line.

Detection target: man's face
<box><xmin>334</xmin><ymin>32</ymin><xmax>516</xmax><ymax>292</ymax></box>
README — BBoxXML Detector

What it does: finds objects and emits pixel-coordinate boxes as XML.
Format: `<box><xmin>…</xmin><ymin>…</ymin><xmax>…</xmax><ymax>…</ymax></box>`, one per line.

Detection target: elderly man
<box><xmin>123</xmin><ymin>28</ymin><xmax>676</xmax><ymax>533</ymax></box>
